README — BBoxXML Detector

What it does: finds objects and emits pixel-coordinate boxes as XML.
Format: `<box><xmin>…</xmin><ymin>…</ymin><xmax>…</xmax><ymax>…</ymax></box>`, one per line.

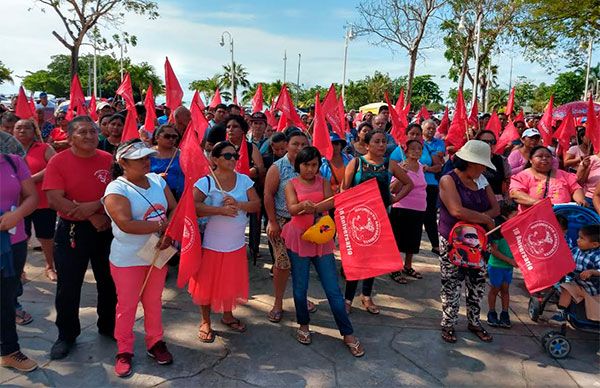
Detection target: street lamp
<box><xmin>458</xmin><ymin>10</ymin><xmax>482</xmax><ymax>109</ymax></box>
<box><xmin>341</xmin><ymin>27</ymin><xmax>355</xmax><ymax>104</ymax></box>
<box><xmin>283</xmin><ymin>50</ymin><xmax>287</xmax><ymax>84</ymax></box>
<box><xmin>583</xmin><ymin>36</ymin><xmax>594</xmax><ymax>99</ymax></box>
<box><xmin>220</xmin><ymin>31</ymin><xmax>234</xmax><ymax>102</ymax></box>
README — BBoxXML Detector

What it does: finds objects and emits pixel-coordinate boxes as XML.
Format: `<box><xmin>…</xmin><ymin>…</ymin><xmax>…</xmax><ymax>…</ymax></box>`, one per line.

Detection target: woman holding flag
<box><xmin>190</xmin><ymin>141</ymin><xmax>261</xmax><ymax>343</ymax></box>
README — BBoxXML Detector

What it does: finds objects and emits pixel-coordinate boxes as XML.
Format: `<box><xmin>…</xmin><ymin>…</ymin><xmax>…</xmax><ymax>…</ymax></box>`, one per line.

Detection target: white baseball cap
<box><xmin>115</xmin><ymin>141</ymin><xmax>157</xmax><ymax>161</ymax></box>
<box><xmin>521</xmin><ymin>128</ymin><xmax>541</xmax><ymax>138</ymax></box>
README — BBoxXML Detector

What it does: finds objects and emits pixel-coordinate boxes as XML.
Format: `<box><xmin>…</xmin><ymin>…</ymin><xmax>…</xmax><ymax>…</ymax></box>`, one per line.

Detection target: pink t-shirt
<box><xmin>392</xmin><ymin>164</ymin><xmax>427</xmax><ymax>211</ymax></box>
<box><xmin>583</xmin><ymin>155</ymin><xmax>600</xmax><ymax>199</ymax></box>
<box><xmin>567</xmin><ymin>145</ymin><xmax>587</xmax><ymax>158</ymax></box>
<box><xmin>510</xmin><ymin>168</ymin><xmax>581</xmax><ymax>211</ymax></box>
<box><xmin>1</xmin><ymin>154</ymin><xmax>31</xmax><ymax>244</ymax></box>
<box><xmin>508</xmin><ymin>148</ymin><xmax>559</xmax><ymax>174</ymax></box>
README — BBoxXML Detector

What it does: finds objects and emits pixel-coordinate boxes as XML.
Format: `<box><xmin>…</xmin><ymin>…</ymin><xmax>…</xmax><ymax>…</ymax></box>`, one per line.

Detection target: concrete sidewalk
<box><xmin>1</xmin><ymin>238</ymin><xmax>599</xmax><ymax>387</ymax></box>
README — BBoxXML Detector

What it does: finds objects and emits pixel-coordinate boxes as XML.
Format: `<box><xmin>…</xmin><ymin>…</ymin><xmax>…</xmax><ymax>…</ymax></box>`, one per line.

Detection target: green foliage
<box><xmin>448</xmin><ymin>88</ymin><xmax>473</xmax><ymax>104</ymax></box>
<box><xmin>410</xmin><ymin>75</ymin><xmax>443</xmax><ymax>107</ymax></box>
<box><xmin>219</xmin><ymin>62</ymin><xmax>250</xmax><ymax>100</ymax></box>
<box><xmin>551</xmin><ymin>71</ymin><xmax>585</xmax><ymax>105</ymax></box>
<box><xmin>189</xmin><ymin>75</ymin><xmax>231</xmax><ymax>102</ymax></box>
<box><xmin>0</xmin><ymin>61</ymin><xmax>13</xmax><ymax>85</ymax></box>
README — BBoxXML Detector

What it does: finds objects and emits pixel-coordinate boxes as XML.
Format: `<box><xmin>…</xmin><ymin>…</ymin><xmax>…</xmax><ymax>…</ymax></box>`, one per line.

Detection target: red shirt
<box><xmin>24</xmin><ymin>142</ymin><xmax>52</xmax><ymax>209</ymax></box>
<box><xmin>42</xmin><ymin>149</ymin><xmax>113</xmax><ymax>220</ymax></box>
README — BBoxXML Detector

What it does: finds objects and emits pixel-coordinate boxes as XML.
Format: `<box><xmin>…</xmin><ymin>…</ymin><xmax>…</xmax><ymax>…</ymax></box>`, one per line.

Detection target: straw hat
<box><xmin>454</xmin><ymin>140</ymin><xmax>496</xmax><ymax>170</ymax></box>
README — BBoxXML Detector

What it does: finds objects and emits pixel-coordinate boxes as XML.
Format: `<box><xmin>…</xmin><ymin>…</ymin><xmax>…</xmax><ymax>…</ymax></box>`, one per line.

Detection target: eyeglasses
<box><xmin>463</xmin><ymin>233</ymin><xmax>479</xmax><ymax>239</ymax></box>
<box><xmin>220</xmin><ymin>152</ymin><xmax>239</xmax><ymax>160</ymax></box>
<box><xmin>162</xmin><ymin>134</ymin><xmax>179</xmax><ymax>140</ymax></box>
<box><xmin>480</xmin><ymin>139</ymin><xmax>497</xmax><ymax>145</ymax></box>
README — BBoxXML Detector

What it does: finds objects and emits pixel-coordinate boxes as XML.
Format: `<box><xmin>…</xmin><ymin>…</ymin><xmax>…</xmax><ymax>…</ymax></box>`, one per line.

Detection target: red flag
<box><xmin>116</xmin><ymin>73</ymin><xmax>135</xmax><ymax>108</ymax></box>
<box><xmin>495</xmin><ymin>119</ymin><xmax>519</xmax><ymax>155</ymax></box>
<box><xmin>276</xmin><ymin>115</ymin><xmax>288</xmax><ymax>132</ymax></box>
<box><xmin>88</xmin><ymin>94</ymin><xmax>98</xmax><ymax>121</ymax></box>
<box><xmin>468</xmin><ymin>102</ymin><xmax>478</xmax><ymax>129</ymax></box>
<box><xmin>445</xmin><ymin>89</ymin><xmax>468</xmax><ymax>149</ymax></box>
<box><xmin>514</xmin><ymin>110</ymin><xmax>524</xmax><ymax>123</ymax></box>
<box><xmin>585</xmin><ymin>95</ymin><xmax>600</xmax><ymax>153</ymax></box>
<box><xmin>15</xmin><ymin>87</ymin><xmax>34</xmax><ymax>120</ymax></box>
<box><xmin>234</xmin><ymin>139</ymin><xmax>251</xmax><ymax>175</ymax></box>
<box><xmin>28</xmin><ymin>95</ymin><xmax>37</xmax><ymax>120</ymax></box>
<box><xmin>537</xmin><ymin>95</ymin><xmax>554</xmax><ymax>146</ymax></box>
<box><xmin>338</xmin><ymin>95</ymin><xmax>350</xmax><ymax>134</ymax></box>
<box><xmin>553</xmin><ymin>109</ymin><xmax>576</xmax><ymax>158</ymax></box>
<box><xmin>164</xmin><ymin>57</ymin><xmax>183</xmax><ymax>111</ymax></box>
<box><xmin>274</xmin><ymin>84</ymin><xmax>306</xmax><ymax>130</ymax></box>
<box><xmin>501</xmin><ymin>198</ymin><xmax>575</xmax><ymax>293</ymax></box>
<box><xmin>334</xmin><ymin>179</ymin><xmax>403</xmax><ymax>280</ymax></box>
<box><xmin>116</xmin><ymin>73</ymin><xmax>139</xmax><ymax>142</ymax></box>
<box><xmin>312</xmin><ymin>92</ymin><xmax>333</xmax><ymax>160</ymax></box>
<box><xmin>437</xmin><ymin>106</ymin><xmax>450</xmax><ymax>135</ymax></box>
<box><xmin>251</xmin><ymin>84</ymin><xmax>264</xmax><ymax>113</ymax></box>
<box><xmin>190</xmin><ymin>90</ymin><xmax>209</xmax><ymax>141</ymax></box>
<box><xmin>505</xmin><ymin>87</ymin><xmax>515</xmax><ymax>116</ymax></box>
<box><xmin>395</xmin><ymin>88</ymin><xmax>405</xmax><ymax>114</ymax></box>
<box><xmin>209</xmin><ymin>88</ymin><xmax>222</xmax><ymax>109</ymax></box>
<box><xmin>486</xmin><ymin>111</ymin><xmax>502</xmax><ymax>139</ymax></box>
<box><xmin>385</xmin><ymin>91</ymin><xmax>407</xmax><ymax>147</ymax></box>
<box><xmin>265</xmin><ymin>109</ymin><xmax>277</xmax><ymax>128</ymax></box>
<box><xmin>414</xmin><ymin>105</ymin><xmax>430</xmax><ymax>124</ymax></box>
<box><xmin>144</xmin><ymin>84</ymin><xmax>157</xmax><ymax>133</ymax></box>
<box><xmin>65</xmin><ymin>74</ymin><xmax>86</xmax><ymax>120</ymax></box>
<box><xmin>322</xmin><ymin>84</ymin><xmax>344</xmax><ymax>137</ymax></box>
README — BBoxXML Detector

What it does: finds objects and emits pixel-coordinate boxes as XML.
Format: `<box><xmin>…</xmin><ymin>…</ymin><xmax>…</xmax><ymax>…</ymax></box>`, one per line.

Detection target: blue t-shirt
<box><xmin>390</xmin><ymin>138</ymin><xmax>445</xmax><ymax>186</ymax></box>
<box><xmin>150</xmin><ymin>152</ymin><xmax>185</xmax><ymax>199</ymax></box>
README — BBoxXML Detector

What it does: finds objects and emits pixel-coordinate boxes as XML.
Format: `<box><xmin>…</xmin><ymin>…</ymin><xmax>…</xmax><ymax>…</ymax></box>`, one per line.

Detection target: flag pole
<box><xmin>485</xmin><ymin>224</ymin><xmax>502</xmax><ymax>236</ymax></box>
<box><xmin>139</xmin><ymin>249</ymin><xmax>160</xmax><ymax>297</ymax></box>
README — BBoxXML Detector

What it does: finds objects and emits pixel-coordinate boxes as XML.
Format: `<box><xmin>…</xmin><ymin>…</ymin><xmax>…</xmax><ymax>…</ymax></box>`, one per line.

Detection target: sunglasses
<box><xmin>162</xmin><ymin>134</ymin><xmax>179</xmax><ymax>140</ymax></box>
<box><xmin>220</xmin><ymin>152</ymin><xmax>239</xmax><ymax>160</ymax></box>
<box><xmin>463</xmin><ymin>233</ymin><xmax>479</xmax><ymax>239</ymax></box>
<box><xmin>481</xmin><ymin>139</ymin><xmax>497</xmax><ymax>145</ymax></box>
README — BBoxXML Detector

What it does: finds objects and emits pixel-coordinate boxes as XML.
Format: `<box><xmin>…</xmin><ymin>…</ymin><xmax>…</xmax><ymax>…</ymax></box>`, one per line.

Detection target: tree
<box><xmin>344</xmin><ymin>80</ymin><xmax>370</xmax><ymax>109</ymax></box>
<box><xmin>33</xmin><ymin>0</ymin><xmax>158</xmax><ymax>78</ymax></box>
<box><xmin>409</xmin><ymin>75</ymin><xmax>443</xmax><ymax>107</ymax></box>
<box><xmin>448</xmin><ymin>88</ymin><xmax>472</xmax><ymax>104</ymax></box>
<box><xmin>219</xmin><ymin>62</ymin><xmax>250</xmax><ymax>101</ymax></box>
<box><xmin>551</xmin><ymin>71</ymin><xmax>585</xmax><ymax>105</ymax></box>
<box><xmin>0</xmin><ymin>61</ymin><xmax>13</xmax><ymax>85</ymax></box>
<box><xmin>350</xmin><ymin>0</ymin><xmax>446</xmax><ymax>102</ymax></box>
<box><xmin>189</xmin><ymin>75</ymin><xmax>231</xmax><ymax>102</ymax></box>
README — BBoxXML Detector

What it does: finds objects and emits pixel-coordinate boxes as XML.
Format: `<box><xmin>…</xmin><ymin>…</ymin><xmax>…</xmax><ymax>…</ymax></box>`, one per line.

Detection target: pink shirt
<box><xmin>392</xmin><ymin>164</ymin><xmax>427</xmax><ymax>211</ymax></box>
<box><xmin>1</xmin><ymin>155</ymin><xmax>31</xmax><ymax>244</ymax></box>
<box><xmin>508</xmin><ymin>148</ymin><xmax>559</xmax><ymax>174</ymax></box>
<box><xmin>510</xmin><ymin>168</ymin><xmax>581</xmax><ymax>212</ymax></box>
<box><xmin>583</xmin><ymin>155</ymin><xmax>600</xmax><ymax>199</ymax></box>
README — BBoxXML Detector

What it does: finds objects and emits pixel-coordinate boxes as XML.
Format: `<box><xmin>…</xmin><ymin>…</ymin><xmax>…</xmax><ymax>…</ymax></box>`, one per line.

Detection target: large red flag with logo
<box><xmin>66</xmin><ymin>74</ymin><xmax>86</xmax><ymax>120</ymax></box>
<box><xmin>144</xmin><ymin>84</ymin><xmax>157</xmax><ymax>133</ymax></box>
<box><xmin>537</xmin><ymin>95</ymin><xmax>554</xmax><ymax>146</ymax></box>
<box><xmin>437</xmin><ymin>106</ymin><xmax>450</xmax><ymax>135</ymax></box>
<box><xmin>312</xmin><ymin>92</ymin><xmax>333</xmax><ymax>160</ymax></box>
<box><xmin>505</xmin><ymin>87</ymin><xmax>515</xmax><ymax>116</ymax></box>
<box><xmin>495</xmin><ymin>119</ymin><xmax>519</xmax><ymax>155</ymax></box>
<box><xmin>445</xmin><ymin>89</ymin><xmax>468</xmax><ymax>149</ymax></box>
<box><xmin>274</xmin><ymin>84</ymin><xmax>306</xmax><ymax>130</ymax></box>
<box><xmin>554</xmin><ymin>109</ymin><xmax>576</xmax><ymax>158</ymax></box>
<box><xmin>116</xmin><ymin>72</ymin><xmax>139</xmax><ymax>142</ymax></box>
<box><xmin>385</xmin><ymin>91</ymin><xmax>407</xmax><ymax>147</ymax></box>
<box><xmin>486</xmin><ymin>111</ymin><xmax>502</xmax><ymax>139</ymax></box>
<box><xmin>209</xmin><ymin>88</ymin><xmax>222</xmax><ymax>109</ymax></box>
<box><xmin>585</xmin><ymin>95</ymin><xmax>600</xmax><ymax>152</ymax></box>
<box><xmin>164</xmin><ymin>57</ymin><xmax>183</xmax><ymax>111</ymax></box>
<box><xmin>251</xmin><ymin>83</ymin><xmax>264</xmax><ymax>113</ymax></box>
<box><xmin>500</xmin><ymin>198</ymin><xmax>575</xmax><ymax>293</ymax></box>
<box><xmin>334</xmin><ymin>179</ymin><xmax>403</xmax><ymax>280</ymax></box>
<box><xmin>322</xmin><ymin>84</ymin><xmax>344</xmax><ymax>137</ymax></box>
<box><xmin>15</xmin><ymin>87</ymin><xmax>34</xmax><ymax>120</ymax></box>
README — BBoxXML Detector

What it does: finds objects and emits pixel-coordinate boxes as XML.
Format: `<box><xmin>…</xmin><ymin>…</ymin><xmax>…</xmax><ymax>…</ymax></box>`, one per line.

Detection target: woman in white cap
<box><xmin>508</xmin><ymin>128</ymin><xmax>559</xmax><ymax>174</ymax></box>
<box><xmin>103</xmin><ymin>139</ymin><xmax>177</xmax><ymax>377</ymax></box>
<box><xmin>438</xmin><ymin>140</ymin><xmax>499</xmax><ymax>344</ymax></box>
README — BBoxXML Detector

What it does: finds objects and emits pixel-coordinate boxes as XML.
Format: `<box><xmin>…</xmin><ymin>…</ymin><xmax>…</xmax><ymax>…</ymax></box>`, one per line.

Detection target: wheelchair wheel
<box><xmin>528</xmin><ymin>297</ymin><xmax>541</xmax><ymax>322</ymax></box>
<box><xmin>546</xmin><ymin>334</ymin><xmax>571</xmax><ymax>359</ymax></box>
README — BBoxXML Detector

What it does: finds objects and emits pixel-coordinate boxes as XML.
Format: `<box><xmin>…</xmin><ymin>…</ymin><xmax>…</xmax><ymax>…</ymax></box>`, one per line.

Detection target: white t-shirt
<box><xmin>194</xmin><ymin>172</ymin><xmax>254</xmax><ymax>252</ymax></box>
<box><xmin>103</xmin><ymin>173</ymin><xmax>168</xmax><ymax>267</ymax></box>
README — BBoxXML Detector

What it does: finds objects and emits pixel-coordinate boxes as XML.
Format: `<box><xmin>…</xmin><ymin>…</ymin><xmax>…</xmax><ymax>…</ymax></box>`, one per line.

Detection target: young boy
<box><xmin>550</xmin><ymin>224</ymin><xmax>600</xmax><ymax>323</ymax></box>
<box><xmin>487</xmin><ymin>202</ymin><xmax>518</xmax><ymax>328</ymax></box>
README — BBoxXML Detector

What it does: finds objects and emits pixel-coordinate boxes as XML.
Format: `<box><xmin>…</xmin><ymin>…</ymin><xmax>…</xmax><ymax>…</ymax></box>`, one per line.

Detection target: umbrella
<box><xmin>553</xmin><ymin>101</ymin><xmax>600</xmax><ymax>120</ymax></box>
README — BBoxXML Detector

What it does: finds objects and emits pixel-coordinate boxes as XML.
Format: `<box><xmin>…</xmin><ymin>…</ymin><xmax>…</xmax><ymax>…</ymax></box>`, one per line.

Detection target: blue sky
<box><xmin>1</xmin><ymin>0</ymin><xmax>597</xmax><ymax>105</ymax></box>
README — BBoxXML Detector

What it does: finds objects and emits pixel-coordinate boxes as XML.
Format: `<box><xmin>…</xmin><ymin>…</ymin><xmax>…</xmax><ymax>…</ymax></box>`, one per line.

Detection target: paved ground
<box><xmin>1</xmin><ymin>235</ymin><xmax>599</xmax><ymax>387</ymax></box>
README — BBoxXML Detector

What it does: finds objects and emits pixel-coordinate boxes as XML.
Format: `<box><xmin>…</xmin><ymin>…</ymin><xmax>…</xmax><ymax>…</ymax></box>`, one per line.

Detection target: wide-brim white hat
<box><xmin>116</xmin><ymin>141</ymin><xmax>158</xmax><ymax>161</ymax></box>
<box><xmin>454</xmin><ymin>140</ymin><xmax>496</xmax><ymax>171</ymax></box>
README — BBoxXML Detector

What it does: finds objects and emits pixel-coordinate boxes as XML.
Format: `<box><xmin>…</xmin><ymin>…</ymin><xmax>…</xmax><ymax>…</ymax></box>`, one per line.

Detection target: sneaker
<box><xmin>549</xmin><ymin>310</ymin><xmax>567</xmax><ymax>325</ymax></box>
<box><xmin>115</xmin><ymin>352</ymin><xmax>133</xmax><ymax>377</ymax></box>
<box><xmin>499</xmin><ymin>311</ymin><xmax>512</xmax><ymax>328</ymax></box>
<box><xmin>50</xmin><ymin>339</ymin><xmax>74</xmax><ymax>360</ymax></box>
<box><xmin>487</xmin><ymin>311</ymin><xmax>499</xmax><ymax>327</ymax></box>
<box><xmin>146</xmin><ymin>341</ymin><xmax>173</xmax><ymax>365</ymax></box>
<box><xmin>0</xmin><ymin>351</ymin><xmax>38</xmax><ymax>372</ymax></box>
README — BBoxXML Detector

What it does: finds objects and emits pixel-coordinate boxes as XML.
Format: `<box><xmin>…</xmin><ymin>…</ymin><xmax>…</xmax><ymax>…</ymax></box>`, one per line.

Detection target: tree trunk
<box><xmin>70</xmin><ymin>43</ymin><xmax>81</xmax><ymax>80</ymax></box>
<box><xmin>481</xmin><ymin>77</ymin><xmax>488</xmax><ymax>113</ymax></box>
<box><xmin>458</xmin><ymin>39</ymin><xmax>470</xmax><ymax>91</ymax></box>
<box><xmin>406</xmin><ymin>50</ymin><xmax>418</xmax><ymax>105</ymax></box>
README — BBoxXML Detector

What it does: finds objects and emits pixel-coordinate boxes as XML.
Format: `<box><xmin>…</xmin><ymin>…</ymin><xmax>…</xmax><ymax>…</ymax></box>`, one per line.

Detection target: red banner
<box><xmin>334</xmin><ymin>179</ymin><xmax>403</xmax><ymax>281</ymax></box>
<box><xmin>500</xmin><ymin>198</ymin><xmax>575</xmax><ymax>293</ymax></box>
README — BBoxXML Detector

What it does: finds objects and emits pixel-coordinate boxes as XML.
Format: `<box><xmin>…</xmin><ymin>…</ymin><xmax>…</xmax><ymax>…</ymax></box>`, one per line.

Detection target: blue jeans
<box><xmin>288</xmin><ymin>250</ymin><xmax>353</xmax><ymax>336</ymax></box>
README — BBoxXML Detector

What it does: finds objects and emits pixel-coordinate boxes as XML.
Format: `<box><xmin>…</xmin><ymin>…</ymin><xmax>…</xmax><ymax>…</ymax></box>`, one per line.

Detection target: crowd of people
<box><xmin>1</xmin><ymin>93</ymin><xmax>599</xmax><ymax>378</ymax></box>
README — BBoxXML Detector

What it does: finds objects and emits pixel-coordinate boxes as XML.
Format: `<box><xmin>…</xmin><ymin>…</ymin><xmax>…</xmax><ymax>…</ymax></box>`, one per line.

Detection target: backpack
<box><xmin>447</xmin><ymin>222</ymin><xmax>488</xmax><ymax>269</ymax></box>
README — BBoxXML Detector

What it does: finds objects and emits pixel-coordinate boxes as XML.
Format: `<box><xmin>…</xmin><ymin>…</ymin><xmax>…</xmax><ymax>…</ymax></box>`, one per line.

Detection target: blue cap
<box><xmin>330</xmin><ymin>132</ymin><xmax>347</xmax><ymax>147</ymax></box>
<box><xmin>39</xmin><ymin>92</ymin><xmax>47</xmax><ymax>98</ymax></box>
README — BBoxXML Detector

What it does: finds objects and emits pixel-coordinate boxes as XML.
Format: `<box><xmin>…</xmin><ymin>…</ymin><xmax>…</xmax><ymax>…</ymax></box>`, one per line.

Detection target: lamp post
<box><xmin>297</xmin><ymin>53</ymin><xmax>301</xmax><ymax>88</ymax></box>
<box><xmin>220</xmin><ymin>31</ymin><xmax>234</xmax><ymax>102</ymax></box>
<box><xmin>80</xmin><ymin>42</ymin><xmax>98</xmax><ymax>97</ymax></box>
<box><xmin>341</xmin><ymin>27</ymin><xmax>355</xmax><ymax>104</ymax></box>
<box><xmin>458</xmin><ymin>9</ymin><xmax>482</xmax><ymax>109</ymax></box>
<box><xmin>583</xmin><ymin>36</ymin><xmax>594</xmax><ymax>99</ymax></box>
<box><xmin>283</xmin><ymin>50</ymin><xmax>287</xmax><ymax>84</ymax></box>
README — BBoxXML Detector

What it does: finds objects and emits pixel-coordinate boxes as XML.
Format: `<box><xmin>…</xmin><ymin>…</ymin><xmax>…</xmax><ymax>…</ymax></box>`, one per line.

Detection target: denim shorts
<box><xmin>487</xmin><ymin>264</ymin><xmax>513</xmax><ymax>288</ymax></box>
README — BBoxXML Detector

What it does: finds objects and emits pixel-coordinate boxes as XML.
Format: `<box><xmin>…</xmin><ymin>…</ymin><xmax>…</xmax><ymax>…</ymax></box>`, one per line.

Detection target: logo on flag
<box><xmin>181</xmin><ymin>216</ymin><xmax>195</xmax><ymax>253</ymax></box>
<box><xmin>523</xmin><ymin>221</ymin><xmax>560</xmax><ymax>258</ymax></box>
<box><xmin>347</xmin><ymin>206</ymin><xmax>381</xmax><ymax>246</ymax></box>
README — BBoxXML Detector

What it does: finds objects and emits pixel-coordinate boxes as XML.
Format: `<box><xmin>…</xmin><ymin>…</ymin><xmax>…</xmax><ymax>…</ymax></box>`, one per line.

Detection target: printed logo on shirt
<box><xmin>143</xmin><ymin>204</ymin><xmax>167</xmax><ymax>222</ymax></box>
<box><xmin>523</xmin><ymin>220</ymin><xmax>560</xmax><ymax>258</ymax></box>
<box><xmin>347</xmin><ymin>206</ymin><xmax>381</xmax><ymax>246</ymax></box>
<box><xmin>94</xmin><ymin>169</ymin><xmax>110</xmax><ymax>184</ymax></box>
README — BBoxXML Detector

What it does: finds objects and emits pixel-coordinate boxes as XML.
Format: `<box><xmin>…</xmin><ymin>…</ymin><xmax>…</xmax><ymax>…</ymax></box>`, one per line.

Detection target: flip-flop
<box><xmin>198</xmin><ymin>329</ymin><xmax>215</xmax><ymax>343</ymax></box>
<box><xmin>344</xmin><ymin>339</ymin><xmax>365</xmax><ymax>357</ymax></box>
<box><xmin>221</xmin><ymin>318</ymin><xmax>247</xmax><ymax>333</ymax></box>
<box><xmin>267</xmin><ymin>310</ymin><xmax>283</xmax><ymax>323</ymax></box>
<box><xmin>361</xmin><ymin>298</ymin><xmax>380</xmax><ymax>315</ymax></box>
<box><xmin>468</xmin><ymin>324</ymin><xmax>493</xmax><ymax>343</ymax></box>
<box><xmin>296</xmin><ymin>329</ymin><xmax>312</xmax><ymax>345</ymax></box>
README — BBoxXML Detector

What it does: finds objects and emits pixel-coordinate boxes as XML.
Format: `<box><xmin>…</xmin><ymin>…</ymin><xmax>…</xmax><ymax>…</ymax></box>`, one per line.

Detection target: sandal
<box><xmin>390</xmin><ymin>271</ymin><xmax>408</xmax><ymax>284</ymax></box>
<box><xmin>267</xmin><ymin>309</ymin><xmax>283</xmax><ymax>323</ymax></box>
<box><xmin>221</xmin><ymin>318</ymin><xmax>247</xmax><ymax>333</ymax></box>
<box><xmin>361</xmin><ymin>297</ymin><xmax>380</xmax><ymax>315</ymax></box>
<box><xmin>198</xmin><ymin>328</ymin><xmax>215</xmax><ymax>343</ymax></box>
<box><xmin>307</xmin><ymin>300</ymin><xmax>317</xmax><ymax>313</ymax></box>
<box><xmin>468</xmin><ymin>324</ymin><xmax>493</xmax><ymax>343</ymax></box>
<box><xmin>15</xmin><ymin>309</ymin><xmax>33</xmax><ymax>326</ymax></box>
<box><xmin>45</xmin><ymin>268</ymin><xmax>58</xmax><ymax>282</ymax></box>
<box><xmin>344</xmin><ymin>339</ymin><xmax>365</xmax><ymax>357</ymax></box>
<box><xmin>296</xmin><ymin>329</ymin><xmax>312</xmax><ymax>345</ymax></box>
<box><xmin>441</xmin><ymin>327</ymin><xmax>457</xmax><ymax>343</ymax></box>
<box><xmin>403</xmin><ymin>267</ymin><xmax>423</xmax><ymax>279</ymax></box>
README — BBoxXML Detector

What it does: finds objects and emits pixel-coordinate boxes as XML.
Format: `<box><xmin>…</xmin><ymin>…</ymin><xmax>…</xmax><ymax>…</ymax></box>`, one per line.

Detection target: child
<box><xmin>556</xmin><ymin>215</ymin><xmax>576</xmax><ymax>253</ymax></box>
<box><xmin>550</xmin><ymin>224</ymin><xmax>600</xmax><ymax>323</ymax></box>
<box><xmin>487</xmin><ymin>201</ymin><xmax>519</xmax><ymax>328</ymax></box>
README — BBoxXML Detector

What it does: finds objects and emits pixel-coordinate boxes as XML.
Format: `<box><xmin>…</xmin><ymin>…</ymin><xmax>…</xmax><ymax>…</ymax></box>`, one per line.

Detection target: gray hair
<box><xmin>66</xmin><ymin>115</ymin><xmax>100</xmax><ymax>135</ymax></box>
<box><xmin>422</xmin><ymin>119</ymin><xmax>437</xmax><ymax>128</ymax></box>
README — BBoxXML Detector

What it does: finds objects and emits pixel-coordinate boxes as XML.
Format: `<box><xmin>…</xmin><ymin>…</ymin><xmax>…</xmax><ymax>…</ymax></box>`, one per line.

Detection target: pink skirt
<box><xmin>188</xmin><ymin>246</ymin><xmax>248</xmax><ymax>313</ymax></box>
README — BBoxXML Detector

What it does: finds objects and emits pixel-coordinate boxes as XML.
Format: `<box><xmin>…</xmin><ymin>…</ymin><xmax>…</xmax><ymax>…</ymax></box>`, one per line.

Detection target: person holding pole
<box><xmin>103</xmin><ymin>139</ymin><xmax>177</xmax><ymax>377</ymax></box>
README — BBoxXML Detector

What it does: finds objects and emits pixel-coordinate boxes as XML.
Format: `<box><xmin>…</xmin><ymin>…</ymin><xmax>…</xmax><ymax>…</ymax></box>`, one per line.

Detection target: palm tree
<box><xmin>219</xmin><ymin>62</ymin><xmax>250</xmax><ymax>101</ymax></box>
<box><xmin>128</xmin><ymin>62</ymin><xmax>164</xmax><ymax>101</ymax></box>
<box><xmin>0</xmin><ymin>61</ymin><xmax>13</xmax><ymax>85</ymax></box>
<box><xmin>189</xmin><ymin>75</ymin><xmax>231</xmax><ymax>102</ymax></box>
<box><xmin>241</xmin><ymin>83</ymin><xmax>260</xmax><ymax>105</ymax></box>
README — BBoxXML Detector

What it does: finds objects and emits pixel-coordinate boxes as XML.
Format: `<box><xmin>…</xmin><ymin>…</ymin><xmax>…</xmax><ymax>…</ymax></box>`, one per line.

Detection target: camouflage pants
<box><xmin>439</xmin><ymin>236</ymin><xmax>486</xmax><ymax>329</ymax></box>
